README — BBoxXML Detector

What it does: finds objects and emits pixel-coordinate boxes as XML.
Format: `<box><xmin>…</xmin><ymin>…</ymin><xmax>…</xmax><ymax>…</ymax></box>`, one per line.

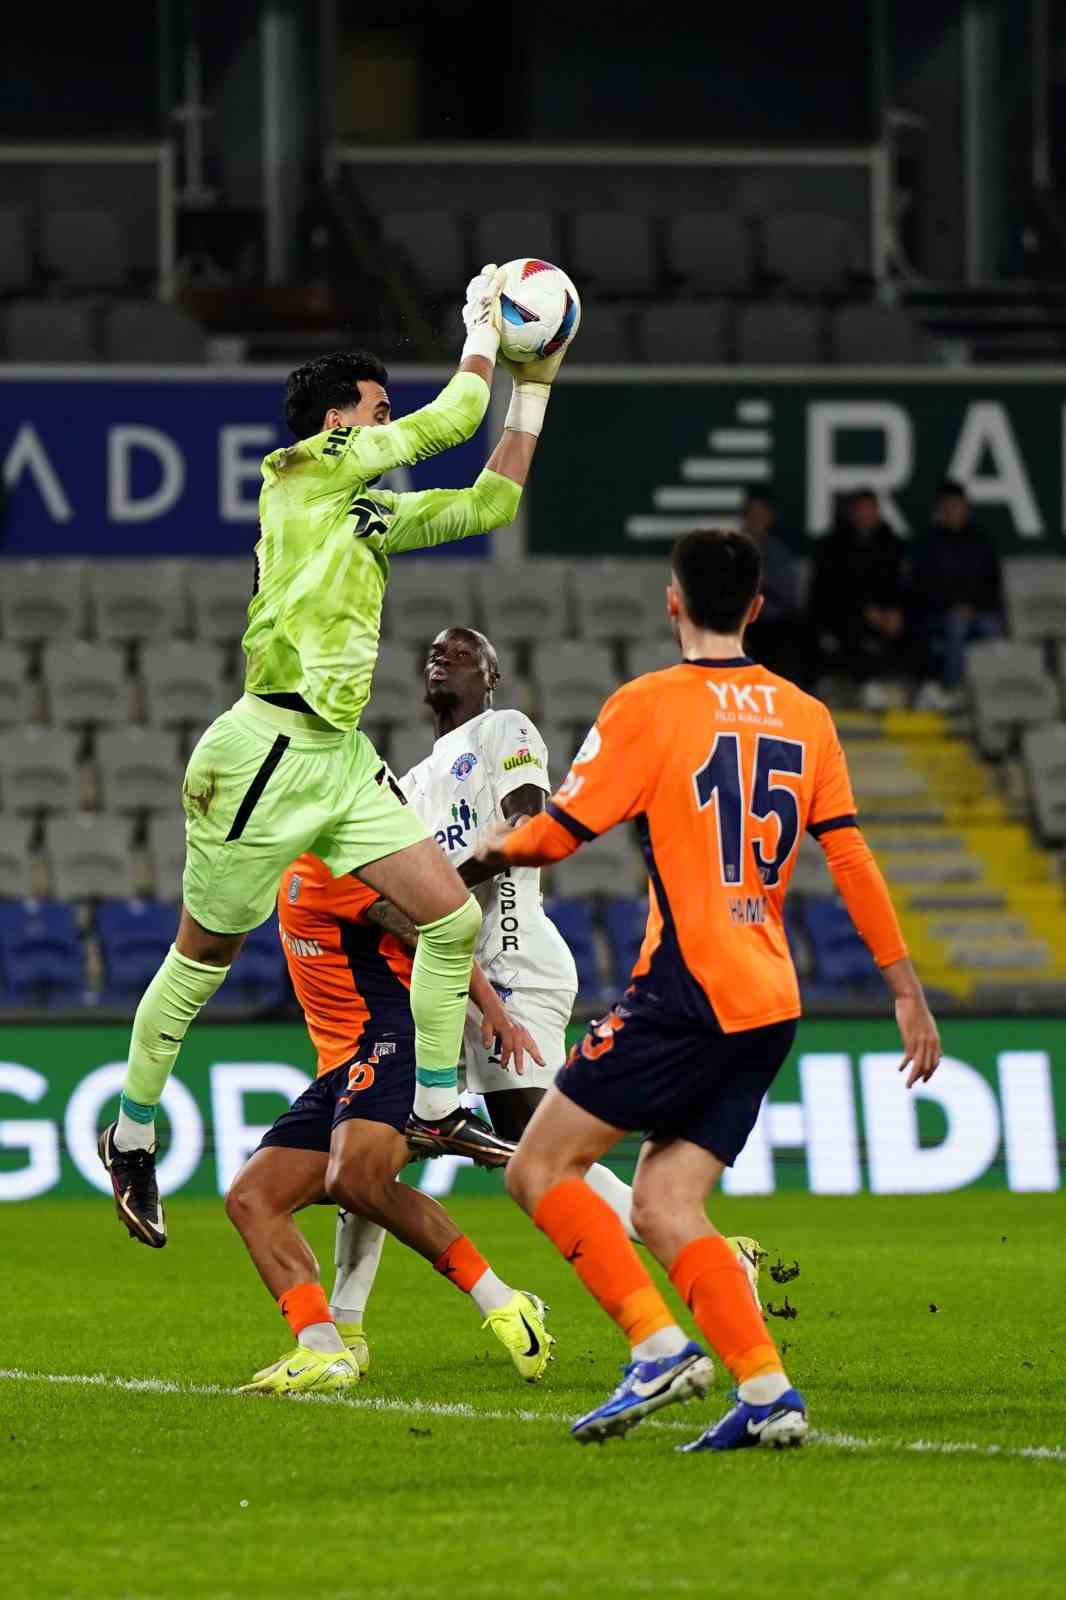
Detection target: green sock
<box><xmin>410</xmin><ymin>896</ymin><xmax>482</xmax><ymax>1119</ymax></box>
<box><xmin>116</xmin><ymin>945</ymin><xmax>229</xmax><ymax>1148</ymax></box>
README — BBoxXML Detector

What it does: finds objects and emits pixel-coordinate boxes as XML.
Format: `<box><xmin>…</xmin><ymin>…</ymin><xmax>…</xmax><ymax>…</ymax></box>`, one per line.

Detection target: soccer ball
<box><xmin>497</xmin><ymin>258</ymin><xmax>581</xmax><ymax>364</ymax></box>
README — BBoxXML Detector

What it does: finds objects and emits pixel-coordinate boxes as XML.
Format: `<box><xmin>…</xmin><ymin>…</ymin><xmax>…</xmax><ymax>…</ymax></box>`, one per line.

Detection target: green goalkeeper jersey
<box><xmin>242</xmin><ymin>371</ymin><xmax>520</xmax><ymax>731</ymax></box>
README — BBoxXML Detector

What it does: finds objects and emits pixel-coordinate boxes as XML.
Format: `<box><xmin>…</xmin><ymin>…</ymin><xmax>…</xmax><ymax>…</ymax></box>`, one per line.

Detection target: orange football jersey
<box><xmin>278</xmin><ymin>853</ymin><xmax>413</xmax><ymax>1075</ymax></box>
<box><xmin>546</xmin><ymin>656</ymin><xmax>858</xmax><ymax>1032</ymax></box>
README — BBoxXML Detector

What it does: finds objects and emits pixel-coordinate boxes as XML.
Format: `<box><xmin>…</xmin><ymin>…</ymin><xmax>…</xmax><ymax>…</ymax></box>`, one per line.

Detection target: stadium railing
<box><xmin>325</xmin><ymin>142</ymin><xmax>891</xmax><ymax>289</ymax></box>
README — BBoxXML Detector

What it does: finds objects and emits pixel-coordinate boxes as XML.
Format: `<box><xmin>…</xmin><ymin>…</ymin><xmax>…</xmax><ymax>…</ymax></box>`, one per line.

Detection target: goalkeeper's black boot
<box><xmin>405</xmin><ymin>1108</ymin><xmax>515</xmax><ymax>1169</ymax></box>
<box><xmin>98</xmin><ymin>1123</ymin><xmax>167</xmax><ymax>1248</ymax></box>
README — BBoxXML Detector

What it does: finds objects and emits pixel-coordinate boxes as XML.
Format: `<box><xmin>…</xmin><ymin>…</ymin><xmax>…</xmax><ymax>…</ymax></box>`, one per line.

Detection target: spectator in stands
<box><xmin>809</xmin><ymin>487</ymin><xmax>911</xmax><ymax>708</ymax></box>
<box><xmin>912</xmin><ymin>478</ymin><xmax>1003</xmax><ymax>708</ymax></box>
<box><xmin>740</xmin><ymin>488</ymin><xmax>809</xmax><ymax>685</ymax></box>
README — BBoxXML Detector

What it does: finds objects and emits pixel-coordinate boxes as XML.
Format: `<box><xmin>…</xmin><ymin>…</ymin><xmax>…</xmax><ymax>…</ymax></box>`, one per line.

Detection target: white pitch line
<box><xmin>1</xmin><ymin>1369</ymin><xmax>1063</xmax><ymax>1463</ymax></box>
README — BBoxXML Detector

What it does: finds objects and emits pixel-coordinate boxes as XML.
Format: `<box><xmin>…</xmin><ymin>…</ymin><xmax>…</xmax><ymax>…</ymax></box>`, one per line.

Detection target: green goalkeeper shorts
<box><xmin>180</xmin><ymin>693</ymin><xmax>427</xmax><ymax>934</ymax></box>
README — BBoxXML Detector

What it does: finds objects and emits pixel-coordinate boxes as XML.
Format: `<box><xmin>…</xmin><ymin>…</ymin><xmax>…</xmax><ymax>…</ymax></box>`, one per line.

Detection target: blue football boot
<box><xmin>571</xmin><ymin>1342</ymin><xmax>714</xmax><ymax>1444</ymax></box>
<box><xmin>677</xmin><ymin>1387</ymin><xmax>808</xmax><ymax>1452</ymax></box>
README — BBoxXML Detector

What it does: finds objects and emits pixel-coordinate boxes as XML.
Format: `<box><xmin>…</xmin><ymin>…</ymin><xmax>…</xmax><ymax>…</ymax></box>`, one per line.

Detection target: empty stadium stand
<box><xmin>2</xmin><ymin>553</ymin><xmax>1066</xmax><ymax>1014</ymax></box>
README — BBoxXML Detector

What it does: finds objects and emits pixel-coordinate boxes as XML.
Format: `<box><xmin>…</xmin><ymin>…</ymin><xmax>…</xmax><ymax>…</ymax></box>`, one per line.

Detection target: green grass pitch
<box><xmin>3</xmin><ymin>1188</ymin><xmax>1066</xmax><ymax>1599</ymax></box>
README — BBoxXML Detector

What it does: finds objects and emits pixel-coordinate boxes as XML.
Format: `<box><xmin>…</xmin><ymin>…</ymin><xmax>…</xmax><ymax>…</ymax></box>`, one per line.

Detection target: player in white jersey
<box><xmin>401</xmin><ymin>629</ymin><xmax>577</xmax><ymax>1135</ymax></box>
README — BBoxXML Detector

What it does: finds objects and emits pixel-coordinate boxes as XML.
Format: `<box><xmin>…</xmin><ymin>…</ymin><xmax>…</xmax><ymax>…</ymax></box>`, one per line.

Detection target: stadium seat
<box><xmin>543</xmin><ymin>897</ymin><xmax>603</xmax><ymax>998</ymax></box>
<box><xmin>474</xmin><ymin>211</ymin><xmax>562</xmax><ymax>272</ymax></box>
<box><xmin>626</xmin><ymin>638</ymin><xmax>681</xmax><ymax>680</ymax></box>
<box><xmin>41</xmin><ymin>209</ymin><xmax>126</xmax><ymax>290</ymax></box>
<box><xmin>972</xmin><ymin>979</ymin><xmax>1066</xmax><ymax>1010</ymax></box>
<box><xmin>0</xmin><ymin>728</ymin><xmax>80</xmax><ymax>813</ymax></box>
<box><xmin>570</xmin><ymin>302</ymin><xmax>635</xmax><ymax>363</ymax></box>
<box><xmin>0</xmin><ymin>900</ymin><xmax>85</xmax><ymax>1007</ymax></box>
<box><xmin>803</xmin><ymin>896</ymin><xmax>880</xmax><ymax>988</ymax></box>
<box><xmin>573</xmin><ymin>560</ymin><xmax>670</xmax><ymax>643</ymax></box>
<box><xmin>531</xmin><ymin>639</ymin><xmax>617</xmax><ymax>723</ymax></box>
<box><xmin>146</xmin><ymin>814</ymin><xmax>186</xmax><ymax>902</ymax></box>
<box><xmin>186</xmin><ymin>559</ymin><xmax>255</xmax><ymax>651</ymax></box>
<box><xmin>45</xmin><ymin>813</ymin><xmax>136</xmax><ymax>900</ymax></box>
<box><xmin>0</xmin><ymin>559</ymin><xmax>87</xmax><ymax>645</ymax></box>
<box><xmin>95</xmin><ymin>899</ymin><xmax>178</xmax><ymax>1005</ymax></box>
<box><xmin>789</xmin><ymin>834</ymin><xmax>834</xmax><ymax>897</ymax></box>
<box><xmin>381</xmin><ymin>211</ymin><xmax>468</xmax><ymax>294</ymax></box>
<box><xmin>534</xmin><ymin>720</ymin><xmax>578</xmax><ymax>774</ymax></box>
<box><xmin>0</xmin><ymin>818</ymin><xmax>35</xmax><ymax>899</ymax></box>
<box><xmin>0</xmin><ymin>210</ymin><xmax>34</xmax><ymax>296</ymax></box>
<box><xmin>475</xmin><ymin>562</ymin><xmax>572</xmax><ymax>643</ymax></box>
<box><xmin>381</xmin><ymin>560</ymin><xmax>482</xmax><ymax>646</ymax></box>
<box><xmin>365</xmin><ymin>640</ymin><xmax>422</xmax><ymax>724</ymax></box>
<box><xmin>965</xmin><ymin>639</ymin><xmax>1059</xmax><ymax>756</ymax></box>
<box><xmin>764</xmin><ymin>213</ymin><xmax>863</xmax><ymax>299</ymax></box>
<box><xmin>42</xmin><ymin>641</ymin><xmax>127</xmax><ymax>727</ymax></box>
<box><xmin>103</xmin><ymin>300</ymin><xmax>206</xmax><ymax>364</ymax></box>
<box><xmin>1002</xmin><ymin>559</ymin><xmax>1066</xmax><ymax>644</ymax></box>
<box><xmin>387</xmin><ymin>723</ymin><xmax>434</xmax><ymax>782</ymax></box>
<box><xmin>571</xmin><ymin>213</ymin><xmax>657</xmax><ymax>297</ymax></box>
<box><xmin>638</xmin><ymin>301</ymin><xmax>729</xmax><ymax>364</ymax></box>
<box><xmin>6</xmin><ymin>299</ymin><xmax>97</xmax><ymax>362</ymax></box>
<box><xmin>736</xmin><ymin>302</ymin><xmax>822</xmax><ymax>364</ymax></box>
<box><xmin>602</xmin><ymin>896</ymin><xmax>649</xmax><ymax>988</ymax></box>
<box><xmin>831</xmin><ymin>303</ymin><xmax>926</xmax><ymax>365</ymax></box>
<box><xmin>1022</xmin><ymin>723</ymin><xmax>1066</xmax><ymax>845</ymax></box>
<box><xmin>94</xmin><ymin>728</ymin><xmax>182</xmax><ymax>813</ymax></box>
<box><xmin>140</xmin><ymin>641</ymin><xmax>228</xmax><ymax>728</ymax></box>
<box><xmin>0</xmin><ymin>643</ymin><xmax>33</xmax><ymax>727</ymax></box>
<box><xmin>87</xmin><ymin>561</ymin><xmax>186</xmax><ymax>644</ymax></box>
<box><xmin>207</xmin><ymin>912</ymin><xmax>287</xmax><ymax>1009</ymax></box>
<box><xmin>555</xmin><ymin>833</ymin><xmax>642</xmax><ymax>899</ymax></box>
<box><xmin>666</xmin><ymin>213</ymin><xmax>754</xmax><ymax>296</ymax></box>
<box><xmin>492</xmin><ymin>643</ymin><xmax>529</xmax><ymax>704</ymax></box>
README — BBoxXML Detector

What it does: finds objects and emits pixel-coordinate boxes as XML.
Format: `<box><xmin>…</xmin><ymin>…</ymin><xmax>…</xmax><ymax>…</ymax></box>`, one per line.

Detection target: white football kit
<box><xmin>401</xmin><ymin>708</ymin><xmax>578</xmax><ymax>1093</ymax></box>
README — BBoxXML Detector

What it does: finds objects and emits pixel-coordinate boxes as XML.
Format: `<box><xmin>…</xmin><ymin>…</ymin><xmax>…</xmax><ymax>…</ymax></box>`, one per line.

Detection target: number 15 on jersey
<box><xmin>694</xmin><ymin>734</ymin><xmax>805</xmax><ymax>890</ymax></box>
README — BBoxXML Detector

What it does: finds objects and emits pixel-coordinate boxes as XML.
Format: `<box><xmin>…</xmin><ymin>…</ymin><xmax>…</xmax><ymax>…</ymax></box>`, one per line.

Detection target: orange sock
<box><xmin>278</xmin><ymin>1281</ymin><xmax>334</xmax><ymax>1339</ymax></box>
<box><xmin>534</xmin><ymin>1177</ymin><xmax>676</xmax><ymax>1346</ymax></box>
<box><xmin>670</xmin><ymin>1235</ymin><xmax>781</xmax><ymax>1383</ymax></box>
<box><xmin>434</xmin><ymin>1235</ymin><xmax>491</xmax><ymax>1294</ymax></box>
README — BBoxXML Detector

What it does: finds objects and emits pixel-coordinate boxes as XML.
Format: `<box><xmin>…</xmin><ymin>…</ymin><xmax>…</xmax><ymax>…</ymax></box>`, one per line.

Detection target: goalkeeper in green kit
<box><xmin>99</xmin><ymin>265</ymin><xmax>566</xmax><ymax>1248</ymax></box>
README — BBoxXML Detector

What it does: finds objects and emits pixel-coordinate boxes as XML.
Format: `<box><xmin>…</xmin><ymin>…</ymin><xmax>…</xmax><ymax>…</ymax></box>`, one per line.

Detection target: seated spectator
<box><xmin>912</xmin><ymin>478</ymin><xmax>1003</xmax><ymax>707</ymax></box>
<box><xmin>741</xmin><ymin>488</ymin><xmax>810</xmax><ymax>684</ymax></box>
<box><xmin>809</xmin><ymin>487</ymin><xmax>913</xmax><ymax>707</ymax></box>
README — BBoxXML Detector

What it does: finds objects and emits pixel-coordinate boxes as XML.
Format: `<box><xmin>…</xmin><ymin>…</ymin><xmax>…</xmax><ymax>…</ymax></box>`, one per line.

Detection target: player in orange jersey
<box><xmin>475</xmin><ymin>527</ymin><xmax>942</xmax><ymax>1450</ymax></box>
<box><xmin>225</xmin><ymin>852</ymin><xmax>554</xmax><ymax>1395</ymax></box>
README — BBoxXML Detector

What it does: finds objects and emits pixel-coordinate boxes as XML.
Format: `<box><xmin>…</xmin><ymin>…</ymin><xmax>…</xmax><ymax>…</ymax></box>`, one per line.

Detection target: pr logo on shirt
<box><xmin>436</xmin><ymin>796</ymin><xmax>479</xmax><ymax>853</ymax></box>
<box><xmin>450</xmin><ymin>752</ymin><xmax>478</xmax><ymax>781</ymax></box>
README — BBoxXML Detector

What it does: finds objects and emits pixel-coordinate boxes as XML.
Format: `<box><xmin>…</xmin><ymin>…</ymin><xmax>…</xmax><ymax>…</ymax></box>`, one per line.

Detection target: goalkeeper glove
<box><xmin>461</xmin><ymin>263</ymin><xmax>506</xmax><ymax>363</ymax></box>
<box><xmin>501</xmin><ymin>345</ymin><xmax>570</xmax><ymax>438</ymax></box>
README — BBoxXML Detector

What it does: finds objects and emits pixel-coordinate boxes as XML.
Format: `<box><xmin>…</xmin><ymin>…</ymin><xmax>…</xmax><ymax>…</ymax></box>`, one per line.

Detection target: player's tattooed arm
<box><xmin>457</xmin><ymin>785</ymin><xmax>546</xmax><ymax>890</ymax></box>
<box><xmin>364</xmin><ymin>898</ymin><xmax>418</xmax><ymax>948</ymax></box>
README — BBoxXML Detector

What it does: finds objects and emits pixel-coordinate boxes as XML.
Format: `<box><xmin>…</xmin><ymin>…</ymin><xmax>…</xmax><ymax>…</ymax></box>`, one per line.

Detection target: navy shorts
<box><xmin>555</xmin><ymin>1004</ymin><xmax>797</xmax><ymax>1166</ymax></box>
<box><xmin>257</xmin><ymin>1035</ymin><xmax>415</xmax><ymax>1154</ymax></box>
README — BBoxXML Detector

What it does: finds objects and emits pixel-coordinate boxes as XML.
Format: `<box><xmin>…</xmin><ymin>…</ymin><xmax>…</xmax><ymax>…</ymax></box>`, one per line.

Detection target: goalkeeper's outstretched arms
<box><xmin>295</xmin><ymin>265</ymin><xmax>509</xmax><ymax>484</ymax></box>
<box><xmin>378</xmin><ymin>339</ymin><xmax>570</xmax><ymax>555</ymax></box>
